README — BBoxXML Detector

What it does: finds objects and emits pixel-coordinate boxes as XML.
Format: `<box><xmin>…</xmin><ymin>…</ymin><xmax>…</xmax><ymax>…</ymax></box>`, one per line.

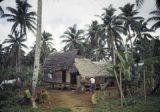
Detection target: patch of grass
<box><xmin>52</xmin><ymin>107</ymin><xmax>71</xmax><ymax>112</ymax></box>
<box><xmin>94</xmin><ymin>96</ymin><xmax>160</xmax><ymax>112</ymax></box>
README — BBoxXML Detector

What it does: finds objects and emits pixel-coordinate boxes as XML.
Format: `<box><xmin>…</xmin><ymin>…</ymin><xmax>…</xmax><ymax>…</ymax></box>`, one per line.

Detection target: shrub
<box><xmin>36</xmin><ymin>89</ymin><xmax>49</xmax><ymax>104</ymax></box>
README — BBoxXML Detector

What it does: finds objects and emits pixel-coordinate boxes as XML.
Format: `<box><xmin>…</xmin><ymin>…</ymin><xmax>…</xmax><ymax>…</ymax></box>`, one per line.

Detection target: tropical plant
<box><xmin>2</xmin><ymin>0</ymin><xmax>36</xmax><ymax>38</ymax></box>
<box><xmin>3</xmin><ymin>31</ymin><xmax>27</xmax><ymax>72</ymax></box>
<box><xmin>86</xmin><ymin>20</ymin><xmax>103</xmax><ymax>49</ymax></box>
<box><xmin>99</xmin><ymin>5</ymin><xmax>126</xmax><ymax>64</ymax></box>
<box><xmin>85</xmin><ymin>20</ymin><xmax>107</xmax><ymax>61</ymax></box>
<box><xmin>114</xmin><ymin>47</ymin><xmax>132</xmax><ymax>107</ymax></box>
<box><xmin>61</xmin><ymin>24</ymin><xmax>84</xmax><ymax>51</ymax></box>
<box><xmin>119</xmin><ymin>3</ymin><xmax>143</xmax><ymax>56</ymax></box>
<box><xmin>41</xmin><ymin>31</ymin><xmax>54</xmax><ymax>63</ymax></box>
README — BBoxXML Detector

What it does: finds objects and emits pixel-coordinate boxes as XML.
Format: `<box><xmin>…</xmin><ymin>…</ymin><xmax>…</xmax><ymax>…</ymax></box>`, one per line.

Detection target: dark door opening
<box><xmin>70</xmin><ymin>73</ymin><xmax>77</xmax><ymax>84</ymax></box>
<box><xmin>62</xmin><ymin>70</ymin><xmax>66</xmax><ymax>83</ymax></box>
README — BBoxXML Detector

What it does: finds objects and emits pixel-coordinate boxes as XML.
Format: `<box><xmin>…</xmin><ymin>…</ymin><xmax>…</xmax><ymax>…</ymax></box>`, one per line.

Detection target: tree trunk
<box><xmin>16</xmin><ymin>52</ymin><xmax>18</xmax><ymax>73</ymax></box>
<box><xmin>109</xmin><ymin>28</ymin><xmax>116</xmax><ymax>65</ymax></box>
<box><xmin>32</xmin><ymin>0</ymin><xmax>42</xmax><ymax>99</ymax></box>
<box><xmin>120</xmin><ymin>69</ymin><xmax>123</xmax><ymax>107</ymax></box>
<box><xmin>143</xmin><ymin>67</ymin><xmax>146</xmax><ymax>101</ymax></box>
<box><xmin>18</xmin><ymin>46</ymin><xmax>21</xmax><ymax>72</ymax></box>
<box><xmin>114</xmin><ymin>70</ymin><xmax>127</xmax><ymax>106</ymax></box>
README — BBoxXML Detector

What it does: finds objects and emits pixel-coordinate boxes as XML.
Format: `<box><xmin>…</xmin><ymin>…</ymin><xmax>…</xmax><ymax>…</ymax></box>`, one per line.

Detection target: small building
<box><xmin>42</xmin><ymin>50</ymin><xmax>113</xmax><ymax>89</ymax></box>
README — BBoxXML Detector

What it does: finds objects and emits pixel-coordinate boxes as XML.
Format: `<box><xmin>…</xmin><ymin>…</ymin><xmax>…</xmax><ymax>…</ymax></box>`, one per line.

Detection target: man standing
<box><xmin>90</xmin><ymin>77</ymin><xmax>96</xmax><ymax>93</ymax></box>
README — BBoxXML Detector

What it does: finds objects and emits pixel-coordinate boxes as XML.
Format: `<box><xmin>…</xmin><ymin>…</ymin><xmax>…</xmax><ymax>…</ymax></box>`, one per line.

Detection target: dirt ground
<box><xmin>40</xmin><ymin>90</ymin><xmax>93</xmax><ymax>112</ymax></box>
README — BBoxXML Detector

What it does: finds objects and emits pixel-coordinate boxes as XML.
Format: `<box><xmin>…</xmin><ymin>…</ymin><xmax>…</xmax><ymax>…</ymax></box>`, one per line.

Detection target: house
<box><xmin>42</xmin><ymin>50</ymin><xmax>113</xmax><ymax>89</ymax></box>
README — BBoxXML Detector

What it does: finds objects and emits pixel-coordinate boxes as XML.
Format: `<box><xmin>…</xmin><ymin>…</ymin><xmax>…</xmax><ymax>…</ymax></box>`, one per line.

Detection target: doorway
<box><xmin>70</xmin><ymin>73</ymin><xmax>77</xmax><ymax>84</ymax></box>
<box><xmin>62</xmin><ymin>70</ymin><xmax>66</xmax><ymax>83</ymax></box>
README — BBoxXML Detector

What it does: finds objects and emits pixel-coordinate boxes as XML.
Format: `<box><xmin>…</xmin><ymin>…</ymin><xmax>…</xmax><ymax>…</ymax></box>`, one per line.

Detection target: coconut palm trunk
<box><xmin>109</xmin><ymin>28</ymin><xmax>116</xmax><ymax>65</ymax></box>
<box><xmin>18</xmin><ymin>46</ymin><xmax>21</xmax><ymax>72</ymax></box>
<box><xmin>120</xmin><ymin>69</ymin><xmax>123</xmax><ymax>107</ymax></box>
<box><xmin>32</xmin><ymin>0</ymin><xmax>42</xmax><ymax>98</ymax></box>
<box><xmin>143</xmin><ymin>66</ymin><xmax>146</xmax><ymax>101</ymax></box>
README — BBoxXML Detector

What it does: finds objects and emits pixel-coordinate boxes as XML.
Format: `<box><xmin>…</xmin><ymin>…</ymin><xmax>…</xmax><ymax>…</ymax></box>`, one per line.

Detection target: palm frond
<box><xmin>151</xmin><ymin>21</ymin><xmax>160</xmax><ymax>30</ymax></box>
<box><xmin>147</xmin><ymin>16</ymin><xmax>160</xmax><ymax>22</ymax></box>
<box><xmin>136</xmin><ymin>0</ymin><xmax>144</xmax><ymax>8</ymax></box>
<box><xmin>0</xmin><ymin>6</ymin><xmax>4</xmax><ymax>17</ymax></box>
<box><xmin>6</xmin><ymin>7</ymin><xmax>18</xmax><ymax>15</ymax></box>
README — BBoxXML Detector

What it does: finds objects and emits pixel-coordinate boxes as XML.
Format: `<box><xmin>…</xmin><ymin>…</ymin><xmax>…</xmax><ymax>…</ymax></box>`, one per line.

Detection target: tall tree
<box><xmin>3</xmin><ymin>31</ymin><xmax>27</xmax><ymax>72</ymax></box>
<box><xmin>85</xmin><ymin>20</ymin><xmax>107</xmax><ymax>61</ymax></box>
<box><xmin>61</xmin><ymin>24</ymin><xmax>84</xmax><ymax>51</ymax></box>
<box><xmin>119</xmin><ymin>3</ymin><xmax>143</xmax><ymax>58</ymax></box>
<box><xmin>86</xmin><ymin>20</ymin><xmax>102</xmax><ymax>49</ymax></box>
<box><xmin>41</xmin><ymin>31</ymin><xmax>54</xmax><ymax>63</ymax></box>
<box><xmin>99</xmin><ymin>5</ymin><xmax>125</xmax><ymax>64</ymax></box>
<box><xmin>32</xmin><ymin>0</ymin><xmax>42</xmax><ymax>108</ymax></box>
<box><xmin>2</xmin><ymin>0</ymin><xmax>36</xmax><ymax>38</ymax></box>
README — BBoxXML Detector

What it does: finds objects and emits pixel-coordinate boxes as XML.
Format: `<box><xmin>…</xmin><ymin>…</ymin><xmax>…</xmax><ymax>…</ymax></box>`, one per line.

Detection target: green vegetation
<box><xmin>52</xmin><ymin>107</ymin><xmax>71</xmax><ymax>112</ymax></box>
<box><xmin>94</xmin><ymin>96</ymin><xmax>160</xmax><ymax>112</ymax></box>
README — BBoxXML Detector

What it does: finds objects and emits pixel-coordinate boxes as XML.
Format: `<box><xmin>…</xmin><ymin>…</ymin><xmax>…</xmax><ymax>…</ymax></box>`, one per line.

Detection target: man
<box><xmin>90</xmin><ymin>77</ymin><xmax>96</xmax><ymax>93</ymax></box>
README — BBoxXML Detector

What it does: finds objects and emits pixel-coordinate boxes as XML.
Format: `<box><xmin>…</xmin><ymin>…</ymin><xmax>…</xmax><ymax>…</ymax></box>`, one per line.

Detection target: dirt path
<box><xmin>41</xmin><ymin>90</ymin><xmax>93</xmax><ymax>112</ymax></box>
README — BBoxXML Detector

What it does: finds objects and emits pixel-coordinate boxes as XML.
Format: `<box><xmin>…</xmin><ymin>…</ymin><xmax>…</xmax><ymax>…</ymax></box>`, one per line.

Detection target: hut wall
<box><xmin>66</xmin><ymin>71</ymin><xmax>70</xmax><ymax>83</ymax></box>
<box><xmin>53</xmin><ymin>71</ymin><xmax>62</xmax><ymax>83</ymax></box>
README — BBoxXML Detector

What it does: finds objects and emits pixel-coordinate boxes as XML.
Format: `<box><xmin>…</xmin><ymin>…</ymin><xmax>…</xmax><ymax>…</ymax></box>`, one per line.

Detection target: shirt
<box><xmin>90</xmin><ymin>78</ymin><xmax>95</xmax><ymax>84</ymax></box>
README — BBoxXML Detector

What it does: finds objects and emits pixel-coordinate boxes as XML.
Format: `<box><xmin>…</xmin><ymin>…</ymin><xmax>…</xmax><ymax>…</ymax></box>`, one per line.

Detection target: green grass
<box><xmin>94</xmin><ymin>96</ymin><xmax>160</xmax><ymax>112</ymax></box>
<box><xmin>52</xmin><ymin>107</ymin><xmax>71</xmax><ymax>112</ymax></box>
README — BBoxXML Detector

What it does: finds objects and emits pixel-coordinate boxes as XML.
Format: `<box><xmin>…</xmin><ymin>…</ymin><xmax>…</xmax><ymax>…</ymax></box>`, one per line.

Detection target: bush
<box><xmin>36</xmin><ymin>89</ymin><xmax>49</xmax><ymax>104</ymax></box>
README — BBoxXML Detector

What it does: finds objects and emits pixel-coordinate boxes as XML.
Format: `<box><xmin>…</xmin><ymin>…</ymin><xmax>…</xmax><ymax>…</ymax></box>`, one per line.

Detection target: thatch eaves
<box><xmin>75</xmin><ymin>58</ymin><xmax>111</xmax><ymax>78</ymax></box>
<box><xmin>43</xmin><ymin>50</ymin><xmax>79</xmax><ymax>72</ymax></box>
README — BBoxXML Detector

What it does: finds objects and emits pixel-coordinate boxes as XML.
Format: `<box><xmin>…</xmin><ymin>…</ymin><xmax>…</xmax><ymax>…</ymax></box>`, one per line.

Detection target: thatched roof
<box><xmin>43</xmin><ymin>50</ymin><xmax>79</xmax><ymax>72</ymax></box>
<box><xmin>75</xmin><ymin>58</ymin><xmax>110</xmax><ymax>78</ymax></box>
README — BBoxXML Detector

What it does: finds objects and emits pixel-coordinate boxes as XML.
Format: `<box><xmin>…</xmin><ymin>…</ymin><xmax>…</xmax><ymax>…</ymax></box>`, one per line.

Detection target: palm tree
<box><xmin>32</xmin><ymin>0</ymin><xmax>42</xmax><ymax>107</ymax></box>
<box><xmin>147</xmin><ymin>9</ymin><xmax>160</xmax><ymax>30</ymax></box>
<box><xmin>2</xmin><ymin>0</ymin><xmax>36</xmax><ymax>38</ymax></box>
<box><xmin>119</xmin><ymin>3</ymin><xmax>143</xmax><ymax>56</ymax></box>
<box><xmin>134</xmin><ymin>20</ymin><xmax>153</xmax><ymax>42</ymax></box>
<box><xmin>41</xmin><ymin>31</ymin><xmax>53</xmax><ymax>49</ymax></box>
<box><xmin>86</xmin><ymin>20</ymin><xmax>103</xmax><ymax>49</ymax></box>
<box><xmin>3</xmin><ymin>31</ymin><xmax>27</xmax><ymax>72</ymax></box>
<box><xmin>85</xmin><ymin>20</ymin><xmax>107</xmax><ymax>61</ymax></box>
<box><xmin>99</xmin><ymin>5</ymin><xmax>125</xmax><ymax>64</ymax></box>
<box><xmin>61</xmin><ymin>24</ymin><xmax>84</xmax><ymax>51</ymax></box>
<box><xmin>93</xmin><ymin>44</ymin><xmax>108</xmax><ymax>61</ymax></box>
<box><xmin>41</xmin><ymin>31</ymin><xmax>54</xmax><ymax>63</ymax></box>
<box><xmin>136</xmin><ymin>0</ymin><xmax>160</xmax><ymax>9</ymax></box>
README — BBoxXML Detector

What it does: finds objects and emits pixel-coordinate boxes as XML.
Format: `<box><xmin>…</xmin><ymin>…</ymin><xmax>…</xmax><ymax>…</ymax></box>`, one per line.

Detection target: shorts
<box><xmin>90</xmin><ymin>83</ymin><xmax>96</xmax><ymax>91</ymax></box>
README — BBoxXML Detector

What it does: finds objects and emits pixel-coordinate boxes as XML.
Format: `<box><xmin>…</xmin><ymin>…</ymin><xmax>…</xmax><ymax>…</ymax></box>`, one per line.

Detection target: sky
<box><xmin>0</xmin><ymin>0</ymin><xmax>156</xmax><ymax>53</ymax></box>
